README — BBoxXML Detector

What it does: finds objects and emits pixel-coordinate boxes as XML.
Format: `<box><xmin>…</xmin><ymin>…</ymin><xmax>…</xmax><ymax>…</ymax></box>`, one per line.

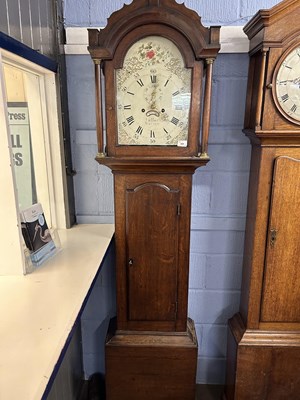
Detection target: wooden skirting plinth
<box><xmin>224</xmin><ymin>313</ymin><xmax>300</xmax><ymax>400</ymax></box>
<box><xmin>105</xmin><ymin>319</ymin><xmax>198</xmax><ymax>400</ymax></box>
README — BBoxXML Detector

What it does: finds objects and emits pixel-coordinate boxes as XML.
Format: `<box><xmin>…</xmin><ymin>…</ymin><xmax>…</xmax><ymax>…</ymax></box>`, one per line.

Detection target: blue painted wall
<box><xmin>64</xmin><ymin>0</ymin><xmax>281</xmax><ymax>385</ymax></box>
<box><xmin>81</xmin><ymin>241</ymin><xmax>116</xmax><ymax>378</ymax></box>
<box><xmin>64</xmin><ymin>0</ymin><xmax>279</xmax><ymax>27</ymax></box>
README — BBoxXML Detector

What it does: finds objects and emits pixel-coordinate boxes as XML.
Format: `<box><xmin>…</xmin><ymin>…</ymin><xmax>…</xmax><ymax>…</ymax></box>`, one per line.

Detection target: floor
<box><xmin>196</xmin><ymin>385</ymin><xmax>224</xmax><ymax>399</ymax></box>
<box><xmin>80</xmin><ymin>377</ymin><xmax>224</xmax><ymax>399</ymax></box>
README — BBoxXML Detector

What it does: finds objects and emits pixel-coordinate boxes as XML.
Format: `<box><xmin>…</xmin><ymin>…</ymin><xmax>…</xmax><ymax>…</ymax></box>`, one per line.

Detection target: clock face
<box><xmin>275</xmin><ymin>45</ymin><xmax>300</xmax><ymax>124</ymax></box>
<box><xmin>116</xmin><ymin>36</ymin><xmax>192</xmax><ymax>146</ymax></box>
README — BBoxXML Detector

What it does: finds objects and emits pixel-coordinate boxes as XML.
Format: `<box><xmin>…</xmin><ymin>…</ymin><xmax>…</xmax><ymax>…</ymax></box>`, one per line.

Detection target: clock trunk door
<box><xmin>261</xmin><ymin>156</ymin><xmax>300</xmax><ymax>322</ymax></box>
<box><xmin>126</xmin><ymin>182</ymin><xmax>179</xmax><ymax>328</ymax></box>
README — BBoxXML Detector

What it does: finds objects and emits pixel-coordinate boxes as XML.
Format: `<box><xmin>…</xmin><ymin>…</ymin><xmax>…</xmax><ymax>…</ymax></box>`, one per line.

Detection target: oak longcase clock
<box><xmin>88</xmin><ymin>1</ymin><xmax>220</xmax><ymax>399</ymax></box>
<box><xmin>224</xmin><ymin>1</ymin><xmax>300</xmax><ymax>399</ymax></box>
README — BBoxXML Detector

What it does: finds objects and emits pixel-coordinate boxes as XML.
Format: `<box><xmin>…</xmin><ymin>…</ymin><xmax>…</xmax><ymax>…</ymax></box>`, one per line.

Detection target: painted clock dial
<box><xmin>116</xmin><ymin>36</ymin><xmax>192</xmax><ymax>146</ymax></box>
<box><xmin>275</xmin><ymin>45</ymin><xmax>300</xmax><ymax>124</ymax></box>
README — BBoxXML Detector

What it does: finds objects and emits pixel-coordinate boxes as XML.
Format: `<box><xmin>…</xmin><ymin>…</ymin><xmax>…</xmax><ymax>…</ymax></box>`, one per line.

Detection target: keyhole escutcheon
<box><xmin>270</xmin><ymin>228</ymin><xmax>278</xmax><ymax>248</ymax></box>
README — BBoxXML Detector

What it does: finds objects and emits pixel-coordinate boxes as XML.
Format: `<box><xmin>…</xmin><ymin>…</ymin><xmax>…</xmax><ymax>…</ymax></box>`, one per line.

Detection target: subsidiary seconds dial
<box><xmin>274</xmin><ymin>45</ymin><xmax>300</xmax><ymax>124</ymax></box>
<box><xmin>116</xmin><ymin>36</ymin><xmax>192</xmax><ymax>146</ymax></box>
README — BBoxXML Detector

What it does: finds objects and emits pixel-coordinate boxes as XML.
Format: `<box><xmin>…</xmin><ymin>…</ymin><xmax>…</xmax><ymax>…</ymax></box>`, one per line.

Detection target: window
<box><xmin>0</xmin><ymin>49</ymin><xmax>68</xmax><ymax>274</ymax></box>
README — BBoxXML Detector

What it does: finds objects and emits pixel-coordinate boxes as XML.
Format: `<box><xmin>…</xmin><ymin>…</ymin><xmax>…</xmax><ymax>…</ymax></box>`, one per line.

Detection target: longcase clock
<box><xmin>88</xmin><ymin>1</ymin><xmax>220</xmax><ymax>398</ymax></box>
<box><xmin>224</xmin><ymin>1</ymin><xmax>300</xmax><ymax>399</ymax></box>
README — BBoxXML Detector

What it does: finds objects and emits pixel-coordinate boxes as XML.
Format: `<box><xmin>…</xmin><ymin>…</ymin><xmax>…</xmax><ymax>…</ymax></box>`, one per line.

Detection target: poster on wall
<box><xmin>7</xmin><ymin>102</ymin><xmax>34</xmax><ymax>209</ymax></box>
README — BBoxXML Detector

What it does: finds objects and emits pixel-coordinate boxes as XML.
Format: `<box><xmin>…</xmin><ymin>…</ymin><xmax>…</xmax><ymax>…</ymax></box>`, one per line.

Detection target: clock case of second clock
<box><xmin>224</xmin><ymin>1</ymin><xmax>300</xmax><ymax>399</ymax></box>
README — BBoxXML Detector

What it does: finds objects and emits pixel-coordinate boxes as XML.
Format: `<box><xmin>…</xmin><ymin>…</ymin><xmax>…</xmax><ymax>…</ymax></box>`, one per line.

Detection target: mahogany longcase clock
<box><xmin>88</xmin><ymin>1</ymin><xmax>220</xmax><ymax>398</ymax></box>
<box><xmin>224</xmin><ymin>1</ymin><xmax>300</xmax><ymax>399</ymax></box>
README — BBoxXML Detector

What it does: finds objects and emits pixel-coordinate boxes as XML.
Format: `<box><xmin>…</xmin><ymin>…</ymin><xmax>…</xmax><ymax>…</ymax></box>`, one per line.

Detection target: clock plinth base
<box><xmin>105</xmin><ymin>318</ymin><xmax>198</xmax><ymax>400</ymax></box>
<box><xmin>224</xmin><ymin>313</ymin><xmax>300</xmax><ymax>400</ymax></box>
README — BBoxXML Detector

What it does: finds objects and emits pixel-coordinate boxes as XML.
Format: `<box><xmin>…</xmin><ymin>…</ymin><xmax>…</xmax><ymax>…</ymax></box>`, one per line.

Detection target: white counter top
<box><xmin>0</xmin><ymin>224</ymin><xmax>114</xmax><ymax>400</ymax></box>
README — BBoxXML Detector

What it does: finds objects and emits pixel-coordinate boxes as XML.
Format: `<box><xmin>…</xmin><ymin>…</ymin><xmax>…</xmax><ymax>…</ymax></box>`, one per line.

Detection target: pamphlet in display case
<box><xmin>20</xmin><ymin>203</ymin><xmax>60</xmax><ymax>273</ymax></box>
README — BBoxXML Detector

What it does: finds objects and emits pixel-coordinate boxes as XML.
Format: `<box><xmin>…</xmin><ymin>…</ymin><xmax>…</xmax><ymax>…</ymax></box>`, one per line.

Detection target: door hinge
<box><xmin>177</xmin><ymin>204</ymin><xmax>181</xmax><ymax>216</ymax></box>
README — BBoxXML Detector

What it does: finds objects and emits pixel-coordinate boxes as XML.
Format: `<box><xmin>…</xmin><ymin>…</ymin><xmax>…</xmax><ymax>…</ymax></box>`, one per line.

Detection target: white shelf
<box><xmin>0</xmin><ymin>224</ymin><xmax>114</xmax><ymax>400</ymax></box>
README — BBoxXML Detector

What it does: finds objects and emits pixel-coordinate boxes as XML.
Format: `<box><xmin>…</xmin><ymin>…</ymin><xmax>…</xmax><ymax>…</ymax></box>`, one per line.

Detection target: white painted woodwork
<box><xmin>0</xmin><ymin>52</ymin><xmax>25</xmax><ymax>275</ymax></box>
<box><xmin>0</xmin><ymin>50</ymin><xmax>68</xmax><ymax>274</ymax></box>
<box><xmin>64</xmin><ymin>26</ymin><xmax>249</xmax><ymax>54</ymax></box>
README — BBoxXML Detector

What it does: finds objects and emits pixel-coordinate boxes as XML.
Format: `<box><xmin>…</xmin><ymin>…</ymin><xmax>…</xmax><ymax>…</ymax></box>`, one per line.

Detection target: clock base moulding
<box><xmin>105</xmin><ymin>318</ymin><xmax>198</xmax><ymax>400</ymax></box>
<box><xmin>224</xmin><ymin>313</ymin><xmax>300</xmax><ymax>400</ymax></box>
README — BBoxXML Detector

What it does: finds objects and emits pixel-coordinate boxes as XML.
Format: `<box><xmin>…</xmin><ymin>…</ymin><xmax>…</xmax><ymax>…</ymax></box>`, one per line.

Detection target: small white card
<box><xmin>177</xmin><ymin>140</ymin><xmax>187</xmax><ymax>147</ymax></box>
